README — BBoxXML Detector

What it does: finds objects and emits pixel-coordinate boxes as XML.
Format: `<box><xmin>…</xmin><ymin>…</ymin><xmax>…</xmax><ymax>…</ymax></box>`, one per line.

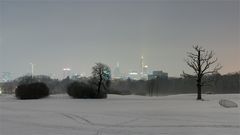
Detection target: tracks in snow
<box><xmin>59</xmin><ymin>112</ymin><xmax>140</xmax><ymax>127</ymax></box>
<box><xmin>59</xmin><ymin>112</ymin><xmax>94</xmax><ymax>125</ymax></box>
<box><xmin>58</xmin><ymin>112</ymin><xmax>240</xmax><ymax>128</ymax></box>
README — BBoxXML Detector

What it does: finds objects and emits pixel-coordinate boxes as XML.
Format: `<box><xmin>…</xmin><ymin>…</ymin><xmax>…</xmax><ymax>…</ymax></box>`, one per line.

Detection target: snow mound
<box><xmin>219</xmin><ymin>99</ymin><xmax>238</xmax><ymax>108</ymax></box>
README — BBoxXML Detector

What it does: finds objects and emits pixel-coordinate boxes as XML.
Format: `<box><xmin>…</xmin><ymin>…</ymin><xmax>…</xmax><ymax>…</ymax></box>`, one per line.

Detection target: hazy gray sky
<box><xmin>0</xmin><ymin>0</ymin><xmax>239</xmax><ymax>79</ymax></box>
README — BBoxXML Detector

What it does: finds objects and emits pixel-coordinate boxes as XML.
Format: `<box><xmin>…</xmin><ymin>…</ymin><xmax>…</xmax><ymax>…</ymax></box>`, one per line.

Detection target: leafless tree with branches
<box><xmin>184</xmin><ymin>45</ymin><xmax>222</xmax><ymax>100</ymax></box>
<box><xmin>92</xmin><ymin>63</ymin><xmax>111</xmax><ymax>95</ymax></box>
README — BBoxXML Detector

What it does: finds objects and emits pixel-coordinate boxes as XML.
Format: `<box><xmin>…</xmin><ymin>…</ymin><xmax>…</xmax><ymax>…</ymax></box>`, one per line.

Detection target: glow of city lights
<box><xmin>63</xmin><ymin>68</ymin><xmax>71</xmax><ymax>71</ymax></box>
<box><xmin>129</xmin><ymin>72</ymin><xmax>138</xmax><ymax>75</ymax></box>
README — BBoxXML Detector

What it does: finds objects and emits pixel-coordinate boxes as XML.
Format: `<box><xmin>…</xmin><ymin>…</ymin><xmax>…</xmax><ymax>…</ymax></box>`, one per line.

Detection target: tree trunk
<box><xmin>197</xmin><ymin>79</ymin><xmax>202</xmax><ymax>100</ymax></box>
<box><xmin>97</xmin><ymin>77</ymin><xmax>102</xmax><ymax>95</ymax></box>
<box><xmin>197</xmin><ymin>50</ymin><xmax>202</xmax><ymax>100</ymax></box>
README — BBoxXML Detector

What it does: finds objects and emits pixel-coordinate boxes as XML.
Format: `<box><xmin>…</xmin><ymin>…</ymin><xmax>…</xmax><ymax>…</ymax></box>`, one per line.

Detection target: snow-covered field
<box><xmin>0</xmin><ymin>94</ymin><xmax>239</xmax><ymax>135</ymax></box>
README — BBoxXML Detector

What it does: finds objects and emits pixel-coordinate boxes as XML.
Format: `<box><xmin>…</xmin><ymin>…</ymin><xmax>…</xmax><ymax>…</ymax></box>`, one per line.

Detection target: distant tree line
<box><xmin>110</xmin><ymin>72</ymin><xmax>239</xmax><ymax>96</ymax></box>
<box><xmin>1</xmin><ymin>71</ymin><xmax>238</xmax><ymax>96</ymax></box>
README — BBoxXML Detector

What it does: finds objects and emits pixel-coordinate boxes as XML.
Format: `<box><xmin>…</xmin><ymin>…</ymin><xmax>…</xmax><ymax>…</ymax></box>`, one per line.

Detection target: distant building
<box><xmin>62</xmin><ymin>68</ymin><xmax>71</xmax><ymax>79</ymax></box>
<box><xmin>140</xmin><ymin>56</ymin><xmax>144</xmax><ymax>76</ymax></box>
<box><xmin>139</xmin><ymin>56</ymin><xmax>149</xmax><ymax>80</ymax></box>
<box><xmin>140</xmin><ymin>65</ymin><xmax>149</xmax><ymax>80</ymax></box>
<box><xmin>128</xmin><ymin>71</ymin><xmax>139</xmax><ymax>80</ymax></box>
<box><xmin>143</xmin><ymin>65</ymin><xmax>148</xmax><ymax>74</ymax></box>
<box><xmin>0</xmin><ymin>72</ymin><xmax>12</xmax><ymax>82</ymax></box>
<box><xmin>148</xmin><ymin>70</ymin><xmax>168</xmax><ymax>80</ymax></box>
<box><xmin>113</xmin><ymin>62</ymin><xmax>122</xmax><ymax>79</ymax></box>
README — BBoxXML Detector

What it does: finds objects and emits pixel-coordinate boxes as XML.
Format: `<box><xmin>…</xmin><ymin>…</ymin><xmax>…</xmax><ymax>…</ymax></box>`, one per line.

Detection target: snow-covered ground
<box><xmin>0</xmin><ymin>94</ymin><xmax>239</xmax><ymax>135</ymax></box>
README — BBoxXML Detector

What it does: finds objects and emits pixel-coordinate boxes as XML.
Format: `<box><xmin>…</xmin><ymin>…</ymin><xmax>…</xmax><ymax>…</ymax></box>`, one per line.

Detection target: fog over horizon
<box><xmin>0</xmin><ymin>0</ymin><xmax>239</xmax><ymax>79</ymax></box>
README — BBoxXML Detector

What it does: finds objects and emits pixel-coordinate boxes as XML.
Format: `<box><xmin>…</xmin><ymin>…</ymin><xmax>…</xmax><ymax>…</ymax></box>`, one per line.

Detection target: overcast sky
<box><xmin>0</xmin><ymin>0</ymin><xmax>239</xmax><ymax>79</ymax></box>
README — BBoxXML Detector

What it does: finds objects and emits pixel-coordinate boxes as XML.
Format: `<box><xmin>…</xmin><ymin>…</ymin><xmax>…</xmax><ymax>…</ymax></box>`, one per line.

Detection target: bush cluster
<box><xmin>15</xmin><ymin>82</ymin><xmax>49</xmax><ymax>99</ymax></box>
<box><xmin>67</xmin><ymin>82</ymin><xmax>107</xmax><ymax>99</ymax></box>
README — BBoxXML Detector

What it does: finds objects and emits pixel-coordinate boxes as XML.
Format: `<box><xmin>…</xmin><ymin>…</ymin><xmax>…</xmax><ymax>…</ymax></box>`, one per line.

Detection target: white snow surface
<box><xmin>0</xmin><ymin>94</ymin><xmax>239</xmax><ymax>135</ymax></box>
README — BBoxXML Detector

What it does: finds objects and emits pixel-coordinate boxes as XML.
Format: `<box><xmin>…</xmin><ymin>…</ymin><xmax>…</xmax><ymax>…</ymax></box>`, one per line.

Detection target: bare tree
<box><xmin>92</xmin><ymin>63</ymin><xmax>111</xmax><ymax>95</ymax></box>
<box><xmin>184</xmin><ymin>45</ymin><xmax>222</xmax><ymax>100</ymax></box>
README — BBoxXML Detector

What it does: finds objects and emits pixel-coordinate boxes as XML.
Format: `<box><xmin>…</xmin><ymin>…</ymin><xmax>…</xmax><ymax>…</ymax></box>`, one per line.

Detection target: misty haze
<box><xmin>0</xmin><ymin>0</ymin><xmax>239</xmax><ymax>135</ymax></box>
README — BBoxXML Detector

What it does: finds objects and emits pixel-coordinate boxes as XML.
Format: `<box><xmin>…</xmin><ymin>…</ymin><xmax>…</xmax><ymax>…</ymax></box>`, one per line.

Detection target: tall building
<box><xmin>113</xmin><ymin>62</ymin><xmax>121</xmax><ymax>79</ymax></box>
<box><xmin>62</xmin><ymin>68</ymin><xmax>71</xmax><ymax>79</ymax></box>
<box><xmin>139</xmin><ymin>56</ymin><xmax>149</xmax><ymax>80</ymax></box>
<box><xmin>140</xmin><ymin>56</ymin><xmax>144</xmax><ymax>76</ymax></box>
<box><xmin>143</xmin><ymin>65</ymin><xmax>148</xmax><ymax>75</ymax></box>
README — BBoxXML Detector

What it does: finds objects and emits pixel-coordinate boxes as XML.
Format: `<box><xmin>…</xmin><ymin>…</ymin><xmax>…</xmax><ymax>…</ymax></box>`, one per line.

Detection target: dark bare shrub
<box><xmin>67</xmin><ymin>81</ymin><xmax>107</xmax><ymax>99</ymax></box>
<box><xmin>15</xmin><ymin>82</ymin><xmax>49</xmax><ymax>99</ymax></box>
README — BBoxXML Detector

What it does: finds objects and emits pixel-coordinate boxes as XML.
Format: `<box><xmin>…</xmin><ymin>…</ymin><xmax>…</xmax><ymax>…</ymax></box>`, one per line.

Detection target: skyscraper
<box><xmin>139</xmin><ymin>56</ymin><xmax>149</xmax><ymax>80</ymax></box>
<box><xmin>113</xmin><ymin>62</ymin><xmax>121</xmax><ymax>79</ymax></box>
<box><xmin>62</xmin><ymin>68</ymin><xmax>71</xmax><ymax>79</ymax></box>
<box><xmin>140</xmin><ymin>56</ymin><xmax>144</xmax><ymax>76</ymax></box>
<box><xmin>143</xmin><ymin>65</ymin><xmax>148</xmax><ymax>75</ymax></box>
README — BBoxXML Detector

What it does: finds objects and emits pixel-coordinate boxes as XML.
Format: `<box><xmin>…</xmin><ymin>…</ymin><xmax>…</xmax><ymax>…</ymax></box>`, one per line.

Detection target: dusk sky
<box><xmin>0</xmin><ymin>0</ymin><xmax>239</xmax><ymax>79</ymax></box>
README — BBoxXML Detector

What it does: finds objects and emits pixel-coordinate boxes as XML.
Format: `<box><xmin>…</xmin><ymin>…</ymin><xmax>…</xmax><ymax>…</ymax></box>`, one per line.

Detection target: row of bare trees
<box><xmin>109</xmin><ymin>72</ymin><xmax>239</xmax><ymax>96</ymax></box>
